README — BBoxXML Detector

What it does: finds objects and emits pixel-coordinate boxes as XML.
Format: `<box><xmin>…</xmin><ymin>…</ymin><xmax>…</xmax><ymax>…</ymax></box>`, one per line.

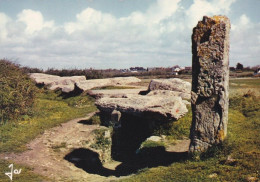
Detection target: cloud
<box><xmin>64</xmin><ymin>8</ymin><xmax>116</xmax><ymax>34</ymax></box>
<box><xmin>230</xmin><ymin>14</ymin><xmax>260</xmax><ymax>66</ymax></box>
<box><xmin>0</xmin><ymin>13</ymin><xmax>11</xmax><ymax>40</ymax></box>
<box><xmin>17</xmin><ymin>9</ymin><xmax>55</xmax><ymax>34</ymax></box>
<box><xmin>0</xmin><ymin>0</ymin><xmax>259</xmax><ymax>69</ymax></box>
<box><xmin>186</xmin><ymin>0</ymin><xmax>236</xmax><ymax>28</ymax></box>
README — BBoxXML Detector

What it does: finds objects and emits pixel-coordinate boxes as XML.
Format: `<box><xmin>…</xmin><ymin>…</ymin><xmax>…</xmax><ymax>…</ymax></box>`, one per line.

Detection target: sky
<box><xmin>0</xmin><ymin>0</ymin><xmax>259</xmax><ymax>69</ymax></box>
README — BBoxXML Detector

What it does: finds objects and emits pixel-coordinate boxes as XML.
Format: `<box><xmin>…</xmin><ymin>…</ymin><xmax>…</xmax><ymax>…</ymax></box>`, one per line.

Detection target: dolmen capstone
<box><xmin>189</xmin><ymin>16</ymin><xmax>230</xmax><ymax>152</ymax></box>
<box><xmin>29</xmin><ymin>73</ymin><xmax>141</xmax><ymax>93</ymax></box>
<box><xmin>96</xmin><ymin>94</ymin><xmax>188</xmax><ymax>122</ymax></box>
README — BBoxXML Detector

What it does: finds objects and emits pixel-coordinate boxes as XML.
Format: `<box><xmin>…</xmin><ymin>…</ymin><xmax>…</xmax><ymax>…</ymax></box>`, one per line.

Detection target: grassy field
<box><xmin>0</xmin><ymin>78</ymin><xmax>259</xmax><ymax>182</ymax></box>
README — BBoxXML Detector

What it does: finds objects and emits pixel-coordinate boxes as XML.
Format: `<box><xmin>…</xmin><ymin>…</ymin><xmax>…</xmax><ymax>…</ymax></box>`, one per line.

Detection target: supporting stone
<box><xmin>189</xmin><ymin>16</ymin><xmax>230</xmax><ymax>152</ymax></box>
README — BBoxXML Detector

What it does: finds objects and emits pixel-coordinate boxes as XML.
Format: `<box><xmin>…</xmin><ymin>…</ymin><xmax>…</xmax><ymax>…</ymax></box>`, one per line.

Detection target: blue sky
<box><xmin>0</xmin><ymin>0</ymin><xmax>259</xmax><ymax>69</ymax></box>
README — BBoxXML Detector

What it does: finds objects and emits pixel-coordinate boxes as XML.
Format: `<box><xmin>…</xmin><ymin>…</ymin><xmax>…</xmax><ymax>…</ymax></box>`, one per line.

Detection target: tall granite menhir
<box><xmin>189</xmin><ymin>16</ymin><xmax>230</xmax><ymax>152</ymax></box>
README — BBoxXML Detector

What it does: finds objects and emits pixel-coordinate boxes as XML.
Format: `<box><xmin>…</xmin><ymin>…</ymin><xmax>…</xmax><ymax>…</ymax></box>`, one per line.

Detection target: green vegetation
<box><xmin>0</xmin><ymin>60</ymin><xmax>37</xmax><ymax>124</ymax></box>
<box><xmin>140</xmin><ymin>140</ymin><xmax>165</xmax><ymax>149</ymax></box>
<box><xmin>88</xmin><ymin>114</ymin><xmax>101</xmax><ymax>125</ymax></box>
<box><xmin>90</xmin><ymin>128</ymin><xmax>111</xmax><ymax>152</ymax></box>
<box><xmin>230</xmin><ymin>78</ymin><xmax>260</xmax><ymax>88</ymax></box>
<box><xmin>153</xmin><ymin>106</ymin><xmax>192</xmax><ymax>140</ymax></box>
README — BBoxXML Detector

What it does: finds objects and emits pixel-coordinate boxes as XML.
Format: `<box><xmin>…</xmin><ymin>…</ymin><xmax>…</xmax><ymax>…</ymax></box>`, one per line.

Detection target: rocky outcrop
<box><xmin>189</xmin><ymin>16</ymin><xmax>230</xmax><ymax>152</ymax></box>
<box><xmin>96</xmin><ymin>95</ymin><xmax>188</xmax><ymax>121</ymax></box>
<box><xmin>148</xmin><ymin>78</ymin><xmax>191</xmax><ymax>95</ymax></box>
<box><xmin>29</xmin><ymin>73</ymin><xmax>141</xmax><ymax>93</ymax></box>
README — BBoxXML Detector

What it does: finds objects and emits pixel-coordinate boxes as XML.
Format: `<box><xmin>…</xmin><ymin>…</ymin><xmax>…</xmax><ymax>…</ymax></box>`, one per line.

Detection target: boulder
<box><xmin>76</xmin><ymin>79</ymin><xmax>111</xmax><ymax>91</ymax></box>
<box><xmin>30</xmin><ymin>73</ymin><xmax>86</xmax><ymax>93</ymax></box>
<box><xmin>96</xmin><ymin>95</ymin><xmax>188</xmax><ymax>121</ymax></box>
<box><xmin>148</xmin><ymin>78</ymin><xmax>191</xmax><ymax>94</ymax></box>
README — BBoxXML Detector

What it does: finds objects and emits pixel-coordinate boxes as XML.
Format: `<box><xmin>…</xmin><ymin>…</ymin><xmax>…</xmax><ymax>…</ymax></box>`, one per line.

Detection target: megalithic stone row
<box><xmin>189</xmin><ymin>16</ymin><xmax>230</xmax><ymax>152</ymax></box>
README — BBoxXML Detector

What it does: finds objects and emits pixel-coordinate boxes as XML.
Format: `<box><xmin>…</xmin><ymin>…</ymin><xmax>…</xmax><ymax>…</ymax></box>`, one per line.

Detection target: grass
<box><xmin>153</xmin><ymin>106</ymin><xmax>192</xmax><ymax>140</ymax></box>
<box><xmin>0</xmin><ymin>89</ymin><xmax>97</xmax><ymax>181</ymax></box>
<box><xmin>140</xmin><ymin>140</ymin><xmax>165</xmax><ymax>149</ymax></box>
<box><xmin>0</xmin><ymin>89</ymin><xmax>97</xmax><ymax>153</ymax></box>
<box><xmin>90</xmin><ymin>128</ymin><xmax>112</xmax><ymax>152</ymax></box>
<box><xmin>0</xmin><ymin>160</ymin><xmax>46</xmax><ymax>182</ymax></box>
<box><xmin>230</xmin><ymin>78</ymin><xmax>260</xmax><ymax>88</ymax></box>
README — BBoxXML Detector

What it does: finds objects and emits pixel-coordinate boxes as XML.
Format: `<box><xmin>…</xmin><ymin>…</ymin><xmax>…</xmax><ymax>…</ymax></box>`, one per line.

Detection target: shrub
<box><xmin>0</xmin><ymin>59</ymin><xmax>37</xmax><ymax>123</ymax></box>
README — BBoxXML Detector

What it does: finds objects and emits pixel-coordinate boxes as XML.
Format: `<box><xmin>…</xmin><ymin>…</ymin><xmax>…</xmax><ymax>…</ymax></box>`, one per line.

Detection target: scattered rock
<box><xmin>247</xmin><ymin>176</ymin><xmax>258</xmax><ymax>182</ymax></box>
<box><xmin>225</xmin><ymin>155</ymin><xmax>237</xmax><ymax>166</ymax></box>
<box><xmin>146</xmin><ymin>136</ymin><xmax>163</xmax><ymax>142</ymax></box>
<box><xmin>148</xmin><ymin>78</ymin><xmax>191</xmax><ymax>94</ymax></box>
<box><xmin>209</xmin><ymin>173</ymin><xmax>218</xmax><ymax>178</ymax></box>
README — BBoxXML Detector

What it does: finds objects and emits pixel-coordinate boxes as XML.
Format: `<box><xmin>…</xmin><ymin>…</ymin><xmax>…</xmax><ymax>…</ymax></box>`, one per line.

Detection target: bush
<box><xmin>0</xmin><ymin>60</ymin><xmax>37</xmax><ymax>123</ymax></box>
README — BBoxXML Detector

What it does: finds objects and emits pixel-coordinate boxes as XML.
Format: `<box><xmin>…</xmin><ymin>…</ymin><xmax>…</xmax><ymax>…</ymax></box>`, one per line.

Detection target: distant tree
<box><xmin>229</xmin><ymin>67</ymin><xmax>236</xmax><ymax>71</ymax></box>
<box><xmin>236</xmin><ymin>63</ymin><xmax>244</xmax><ymax>70</ymax></box>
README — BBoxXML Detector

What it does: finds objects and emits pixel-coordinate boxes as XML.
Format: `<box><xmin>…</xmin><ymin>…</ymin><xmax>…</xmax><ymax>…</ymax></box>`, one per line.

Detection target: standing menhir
<box><xmin>189</xmin><ymin>16</ymin><xmax>230</xmax><ymax>152</ymax></box>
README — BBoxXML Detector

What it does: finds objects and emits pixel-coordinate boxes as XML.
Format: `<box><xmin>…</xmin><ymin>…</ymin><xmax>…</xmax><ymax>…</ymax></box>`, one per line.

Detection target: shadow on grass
<box><xmin>64</xmin><ymin>147</ymin><xmax>188</xmax><ymax>177</ymax></box>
